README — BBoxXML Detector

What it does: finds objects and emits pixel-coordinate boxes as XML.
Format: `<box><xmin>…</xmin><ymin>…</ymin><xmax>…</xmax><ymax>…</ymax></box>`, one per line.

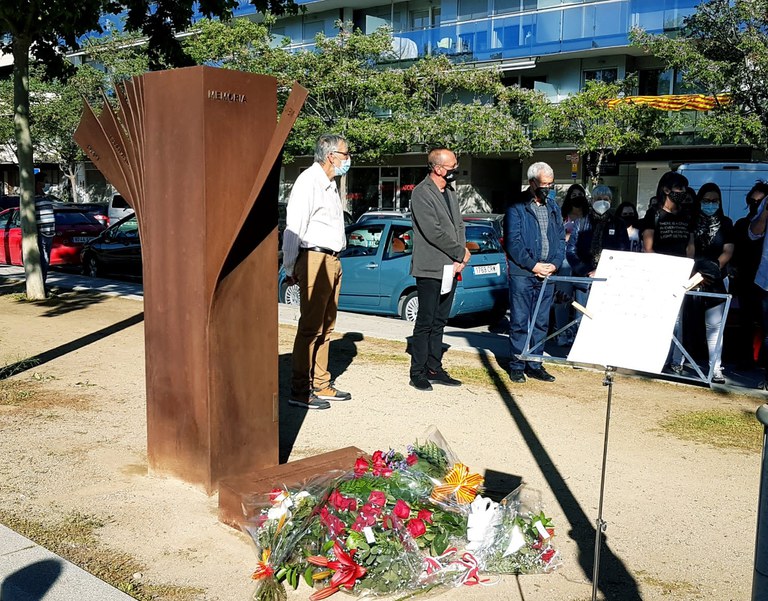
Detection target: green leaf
<box><xmin>304</xmin><ymin>566</ymin><xmax>314</xmax><ymax>587</ymax></box>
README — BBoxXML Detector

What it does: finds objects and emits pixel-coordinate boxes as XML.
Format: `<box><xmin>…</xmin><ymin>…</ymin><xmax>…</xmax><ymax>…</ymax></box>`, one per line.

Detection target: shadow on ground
<box><xmin>1</xmin><ymin>558</ymin><xmax>62</xmax><ymax>600</ymax></box>
<box><xmin>278</xmin><ymin>332</ymin><xmax>363</xmax><ymax>463</ymax></box>
<box><xmin>477</xmin><ymin>349</ymin><xmax>643</xmax><ymax>601</ymax></box>
<box><xmin>0</xmin><ymin>280</ymin><xmax>109</xmax><ymax>316</ymax></box>
<box><xmin>0</xmin><ymin>313</ymin><xmax>145</xmax><ymax>380</ymax></box>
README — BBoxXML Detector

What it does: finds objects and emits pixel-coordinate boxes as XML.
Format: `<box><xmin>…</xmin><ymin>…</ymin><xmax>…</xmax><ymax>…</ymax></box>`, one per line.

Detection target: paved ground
<box><xmin>0</xmin><ymin>264</ymin><xmax>766</xmax><ymax>600</ymax></box>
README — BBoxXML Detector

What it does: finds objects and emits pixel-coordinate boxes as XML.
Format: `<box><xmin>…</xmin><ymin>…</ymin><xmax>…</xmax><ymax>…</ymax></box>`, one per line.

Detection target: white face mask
<box><xmin>334</xmin><ymin>158</ymin><xmax>351</xmax><ymax>177</ymax></box>
<box><xmin>592</xmin><ymin>200</ymin><xmax>610</xmax><ymax>215</ymax></box>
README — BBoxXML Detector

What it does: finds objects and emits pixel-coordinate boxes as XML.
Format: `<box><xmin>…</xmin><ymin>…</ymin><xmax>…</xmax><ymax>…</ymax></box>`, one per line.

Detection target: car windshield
<box><xmin>56</xmin><ymin>210</ymin><xmax>100</xmax><ymax>226</ymax></box>
<box><xmin>466</xmin><ymin>225</ymin><xmax>502</xmax><ymax>254</ymax></box>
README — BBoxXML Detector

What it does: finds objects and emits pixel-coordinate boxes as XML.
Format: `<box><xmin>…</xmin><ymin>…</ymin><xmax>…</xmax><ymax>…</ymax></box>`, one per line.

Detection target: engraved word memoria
<box><xmin>207</xmin><ymin>90</ymin><xmax>247</xmax><ymax>103</ymax></box>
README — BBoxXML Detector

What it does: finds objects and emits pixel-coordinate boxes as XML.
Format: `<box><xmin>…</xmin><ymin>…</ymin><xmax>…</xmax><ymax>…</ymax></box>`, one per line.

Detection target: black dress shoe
<box><xmin>525</xmin><ymin>366</ymin><xmax>556</xmax><ymax>382</ymax></box>
<box><xmin>427</xmin><ymin>369</ymin><xmax>462</xmax><ymax>386</ymax></box>
<box><xmin>409</xmin><ymin>376</ymin><xmax>433</xmax><ymax>391</ymax></box>
<box><xmin>508</xmin><ymin>369</ymin><xmax>526</xmax><ymax>383</ymax></box>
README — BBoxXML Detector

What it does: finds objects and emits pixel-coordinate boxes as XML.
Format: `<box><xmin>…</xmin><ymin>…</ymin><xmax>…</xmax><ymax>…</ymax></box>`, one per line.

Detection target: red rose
<box><xmin>371</xmin><ymin>450</ymin><xmax>385</xmax><ymax>464</ymax></box>
<box><xmin>406</xmin><ymin>453</ymin><xmax>418</xmax><ymax>466</ymax></box>
<box><xmin>368</xmin><ymin>491</ymin><xmax>386</xmax><ymax>507</ymax></box>
<box><xmin>393</xmin><ymin>500</ymin><xmax>411</xmax><ymax>519</ymax></box>
<box><xmin>541</xmin><ymin>548</ymin><xmax>556</xmax><ymax>564</ymax></box>
<box><xmin>406</xmin><ymin>518</ymin><xmax>426</xmax><ymax>538</ymax></box>
<box><xmin>381</xmin><ymin>514</ymin><xmax>392</xmax><ymax>529</ymax></box>
<box><xmin>354</xmin><ymin>457</ymin><xmax>369</xmax><ymax>477</ymax></box>
<box><xmin>417</xmin><ymin>509</ymin><xmax>433</xmax><ymax>524</ymax></box>
<box><xmin>268</xmin><ymin>488</ymin><xmax>285</xmax><ymax>503</ymax></box>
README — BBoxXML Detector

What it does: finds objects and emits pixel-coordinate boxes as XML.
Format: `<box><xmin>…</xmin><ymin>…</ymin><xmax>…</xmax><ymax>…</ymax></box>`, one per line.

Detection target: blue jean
<box><xmin>508</xmin><ymin>275</ymin><xmax>555</xmax><ymax>371</ymax></box>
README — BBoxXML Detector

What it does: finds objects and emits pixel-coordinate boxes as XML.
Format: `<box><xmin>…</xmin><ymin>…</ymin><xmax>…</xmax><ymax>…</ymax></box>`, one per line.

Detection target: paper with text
<box><xmin>567</xmin><ymin>251</ymin><xmax>693</xmax><ymax>373</ymax></box>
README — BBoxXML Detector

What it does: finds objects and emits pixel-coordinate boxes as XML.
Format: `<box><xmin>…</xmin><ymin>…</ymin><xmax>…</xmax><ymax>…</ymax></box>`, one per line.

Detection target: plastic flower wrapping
<box><xmin>243</xmin><ymin>428</ymin><xmax>560</xmax><ymax>601</ymax></box>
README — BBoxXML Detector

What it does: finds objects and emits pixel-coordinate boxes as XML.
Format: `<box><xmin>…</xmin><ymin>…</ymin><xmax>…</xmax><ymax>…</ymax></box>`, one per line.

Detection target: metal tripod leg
<box><xmin>592</xmin><ymin>366</ymin><xmax>615</xmax><ymax>601</ymax></box>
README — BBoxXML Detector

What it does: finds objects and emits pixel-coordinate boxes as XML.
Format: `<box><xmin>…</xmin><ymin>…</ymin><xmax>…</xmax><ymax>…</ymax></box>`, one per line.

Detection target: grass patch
<box><xmin>636</xmin><ymin>570</ymin><xmax>701</xmax><ymax>597</ymax></box>
<box><xmin>0</xmin><ymin>510</ymin><xmax>203</xmax><ymax>601</ymax></box>
<box><xmin>660</xmin><ymin>409</ymin><xmax>762</xmax><ymax>452</ymax></box>
<box><xmin>0</xmin><ymin>380</ymin><xmax>39</xmax><ymax>405</ymax></box>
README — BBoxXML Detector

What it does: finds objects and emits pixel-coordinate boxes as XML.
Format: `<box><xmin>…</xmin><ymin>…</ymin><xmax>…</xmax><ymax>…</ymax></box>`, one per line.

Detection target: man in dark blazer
<box><xmin>409</xmin><ymin>147</ymin><xmax>470</xmax><ymax>391</ymax></box>
<box><xmin>505</xmin><ymin>161</ymin><xmax>565</xmax><ymax>384</ymax></box>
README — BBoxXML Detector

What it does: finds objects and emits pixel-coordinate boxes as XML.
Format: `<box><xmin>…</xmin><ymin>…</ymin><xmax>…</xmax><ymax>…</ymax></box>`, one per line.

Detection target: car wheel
<box><xmin>85</xmin><ymin>255</ymin><xmax>99</xmax><ymax>278</ymax></box>
<box><xmin>282</xmin><ymin>282</ymin><xmax>301</xmax><ymax>305</ymax></box>
<box><xmin>399</xmin><ymin>291</ymin><xmax>419</xmax><ymax>322</ymax></box>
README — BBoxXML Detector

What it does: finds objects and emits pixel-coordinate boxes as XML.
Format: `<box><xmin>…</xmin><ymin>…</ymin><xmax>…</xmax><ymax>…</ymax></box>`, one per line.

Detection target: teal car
<box><xmin>278</xmin><ymin>216</ymin><xmax>508</xmax><ymax>322</ymax></box>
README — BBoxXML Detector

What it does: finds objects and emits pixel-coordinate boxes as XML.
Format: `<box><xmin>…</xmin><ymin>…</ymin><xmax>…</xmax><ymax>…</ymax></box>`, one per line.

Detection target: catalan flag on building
<box><xmin>606</xmin><ymin>94</ymin><xmax>730</xmax><ymax>111</ymax></box>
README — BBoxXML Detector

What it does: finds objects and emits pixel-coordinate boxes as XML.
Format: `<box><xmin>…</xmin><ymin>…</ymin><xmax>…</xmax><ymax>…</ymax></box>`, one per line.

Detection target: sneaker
<box><xmin>711</xmin><ymin>369</ymin><xmax>726</xmax><ymax>384</ymax></box>
<box><xmin>314</xmin><ymin>386</ymin><xmax>352</xmax><ymax>401</ymax></box>
<box><xmin>670</xmin><ymin>364</ymin><xmax>684</xmax><ymax>376</ymax></box>
<box><xmin>409</xmin><ymin>377</ymin><xmax>433</xmax><ymax>391</ymax></box>
<box><xmin>288</xmin><ymin>394</ymin><xmax>331</xmax><ymax>410</ymax></box>
<box><xmin>508</xmin><ymin>369</ymin><xmax>526</xmax><ymax>384</ymax></box>
<box><xmin>525</xmin><ymin>366</ymin><xmax>556</xmax><ymax>382</ymax></box>
<box><xmin>426</xmin><ymin>369</ymin><xmax>462</xmax><ymax>387</ymax></box>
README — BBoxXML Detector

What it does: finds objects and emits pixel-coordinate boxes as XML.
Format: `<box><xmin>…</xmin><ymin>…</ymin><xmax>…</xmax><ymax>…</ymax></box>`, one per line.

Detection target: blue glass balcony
<box><xmin>370</xmin><ymin>0</ymin><xmax>698</xmax><ymax>63</ymax></box>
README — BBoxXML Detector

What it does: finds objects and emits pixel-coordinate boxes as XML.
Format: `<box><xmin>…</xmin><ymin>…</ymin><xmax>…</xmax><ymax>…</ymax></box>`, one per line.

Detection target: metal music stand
<box><xmin>520</xmin><ymin>275</ymin><xmax>730</xmax><ymax>600</ymax></box>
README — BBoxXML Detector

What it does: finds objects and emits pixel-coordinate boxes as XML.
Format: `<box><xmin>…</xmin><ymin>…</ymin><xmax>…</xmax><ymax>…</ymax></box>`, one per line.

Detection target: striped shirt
<box><xmin>35</xmin><ymin>196</ymin><xmax>55</xmax><ymax>237</ymax></box>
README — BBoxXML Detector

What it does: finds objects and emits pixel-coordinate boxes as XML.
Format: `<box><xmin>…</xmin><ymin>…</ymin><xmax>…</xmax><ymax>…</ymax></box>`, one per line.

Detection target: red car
<box><xmin>0</xmin><ymin>206</ymin><xmax>105</xmax><ymax>267</ymax></box>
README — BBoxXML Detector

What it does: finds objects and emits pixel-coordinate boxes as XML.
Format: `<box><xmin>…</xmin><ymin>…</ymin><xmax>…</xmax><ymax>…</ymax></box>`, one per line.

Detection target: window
<box><xmin>302</xmin><ymin>19</ymin><xmax>325</xmax><ymax>42</ymax></box>
<box><xmin>385</xmin><ymin>225</ymin><xmax>413</xmax><ymax>259</ymax></box>
<box><xmin>584</xmin><ymin>68</ymin><xmax>618</xmax><ymax>85</ymax></box>
<box><xmin>341</xmin><ymin>224</ymin><xmax>384</xmax><ymax>257</ymax></box>
<box><xmin>115</xmin><ymin>216</ymin><xmax>139</xmax><ymax>238</ymax></box>
<box><xmin>638</xmin><ymin>69</ymin><xmax>674</xmax><ymax>96</ymax></box>
<box><xmin>458</xmin><ymin>0</ymin><xmax>488</xmax><ymax>20</ymax></box>
<box><xmin>55</xmin><ymin>210</ymin><xmax>100</xmax><ymax>226</ymax></box>
<box><xmin>466</xmin><ymin>225</ymin><xmax>503</xmax><ymax>254</ymax></box>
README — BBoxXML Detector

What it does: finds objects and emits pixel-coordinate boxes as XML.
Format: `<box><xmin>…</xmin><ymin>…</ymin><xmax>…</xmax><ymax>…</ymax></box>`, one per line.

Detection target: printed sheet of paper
<box><xmin>567</xmin><ymin>251</ymin><xmax>694</xmax><ymax>373</ymax></box>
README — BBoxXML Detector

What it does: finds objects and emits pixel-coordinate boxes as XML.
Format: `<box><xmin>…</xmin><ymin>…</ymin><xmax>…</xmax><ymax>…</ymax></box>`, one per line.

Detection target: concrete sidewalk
<box><xmin>0</xmin><ymin>525</ymin><xmax>133</xmax><ymax>601</ymax></box>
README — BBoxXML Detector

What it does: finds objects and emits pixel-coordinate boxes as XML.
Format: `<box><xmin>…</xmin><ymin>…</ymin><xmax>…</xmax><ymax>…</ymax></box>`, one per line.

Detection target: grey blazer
<box><xmin>410</xmin><ymin>175</ymin><xmax>466</xmax><ymax>279</ymax></box>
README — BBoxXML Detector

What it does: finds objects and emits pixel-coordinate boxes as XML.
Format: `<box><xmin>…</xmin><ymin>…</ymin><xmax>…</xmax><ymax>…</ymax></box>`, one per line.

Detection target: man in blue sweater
<box><xmin>504</xmin><ymin>162</ymin><xmax>565</xmax><ymax>383</ymax></box>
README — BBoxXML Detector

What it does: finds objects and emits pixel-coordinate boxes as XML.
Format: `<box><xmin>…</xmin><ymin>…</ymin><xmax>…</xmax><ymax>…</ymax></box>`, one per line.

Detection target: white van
<box><xmin>677</xmin><ymin>162</ymin><xmax>768</xmax><ymax>223</ymax></box>
<box><xmin>109</xmin><ymin>194</ymin><xmax>134</xmax><ymax>225</ymax></box>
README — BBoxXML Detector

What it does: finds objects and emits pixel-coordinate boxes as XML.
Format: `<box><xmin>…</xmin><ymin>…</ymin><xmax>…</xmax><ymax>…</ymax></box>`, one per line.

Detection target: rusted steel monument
<box><xmin>75</xmin><ymin>67</ymin><xmax>359</xmax><ymax>511</ymax></box>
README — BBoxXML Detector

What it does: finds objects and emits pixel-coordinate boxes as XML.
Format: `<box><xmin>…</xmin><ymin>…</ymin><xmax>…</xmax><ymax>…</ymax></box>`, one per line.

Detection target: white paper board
<box><xmin>566</xmin><ymin>251</ymin><xmax>694</xmax><ymax>373</ymax></box>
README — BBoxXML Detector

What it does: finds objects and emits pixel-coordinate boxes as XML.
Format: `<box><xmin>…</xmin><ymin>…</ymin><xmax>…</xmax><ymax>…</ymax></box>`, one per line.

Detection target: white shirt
<box><xmin>282</xmin><ymin>162</ymin><xmax>347</xmax><ymax>276</ymax></box>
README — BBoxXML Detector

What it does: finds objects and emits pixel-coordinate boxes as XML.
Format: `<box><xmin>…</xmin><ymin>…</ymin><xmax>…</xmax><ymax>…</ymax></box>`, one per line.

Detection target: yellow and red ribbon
<box><xmin>431</xmin><ymin>463</ymin><xmax>484</xmax><ymax>505</ymax></box>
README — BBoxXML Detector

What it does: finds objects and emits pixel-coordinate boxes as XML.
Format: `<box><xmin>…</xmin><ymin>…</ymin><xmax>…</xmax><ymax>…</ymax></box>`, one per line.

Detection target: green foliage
<box><xmin>631</xmin><ymin>0</ymin><xmax>768</xmax><ymax>152</ymax></box>
<box><xmin>547</xmin><ymin>77</ymin><xmax>671</xmax><ymax>185</ymax></box>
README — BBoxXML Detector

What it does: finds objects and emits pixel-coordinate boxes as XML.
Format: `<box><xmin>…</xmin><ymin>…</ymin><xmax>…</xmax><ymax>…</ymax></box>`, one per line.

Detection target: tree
<box><xmin>546</xmin><ymin>77</ymin><xmax>672</xmax><ymax>186</ymax></box>
<box><xmin>183</xmin><ymin>20</ymin><xmax>546</xmax><ymax>163</ymax></box>
<box><xmin>0</xmin><ymin>0</ymin><xmax>299</xmax><ymax>299</ymax></box>
<box><xmin>631</xmin><ymin>0</ymin><xmax>768</xmax><ymax>153</ymax></box>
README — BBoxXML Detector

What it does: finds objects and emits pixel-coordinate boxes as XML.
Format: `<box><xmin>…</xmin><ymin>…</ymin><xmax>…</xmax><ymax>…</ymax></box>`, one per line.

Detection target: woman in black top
<box><xmin>689</xmin><ymin>182</ymin><xmax>734</xmax><ymax>383</ymax></box>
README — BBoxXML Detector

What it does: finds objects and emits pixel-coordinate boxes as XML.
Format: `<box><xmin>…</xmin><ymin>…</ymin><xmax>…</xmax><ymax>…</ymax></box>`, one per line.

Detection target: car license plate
<box><xmin>73</xmin><ymin>236</ymin><xmax>94</xmax><ymax>243</ymax></box>
<box><xmin>473</xmin><ymin>264</ymin><xmax>500</xmax><ymax>276</ymax></box>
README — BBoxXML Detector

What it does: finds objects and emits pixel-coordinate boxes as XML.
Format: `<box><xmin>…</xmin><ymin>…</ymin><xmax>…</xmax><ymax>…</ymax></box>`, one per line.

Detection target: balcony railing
<box><xmin>282</xmin><ymin>0</ymin><xmax>699</xmax><ymax>63</ymax></box>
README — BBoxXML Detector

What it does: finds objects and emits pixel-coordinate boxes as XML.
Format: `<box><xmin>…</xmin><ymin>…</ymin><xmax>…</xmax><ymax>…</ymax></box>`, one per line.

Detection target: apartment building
<box><xmin>241</xmin><ymin>0</ymin><xmax>757</xmax><ymax>215</ymax></box>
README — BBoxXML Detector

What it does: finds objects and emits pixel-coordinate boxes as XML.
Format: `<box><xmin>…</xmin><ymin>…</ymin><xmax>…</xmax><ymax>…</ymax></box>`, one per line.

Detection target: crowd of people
<box><xmin>282</xmin><ymin>135</ymin><xmax>767</xmax><ymax>409</ymax></box>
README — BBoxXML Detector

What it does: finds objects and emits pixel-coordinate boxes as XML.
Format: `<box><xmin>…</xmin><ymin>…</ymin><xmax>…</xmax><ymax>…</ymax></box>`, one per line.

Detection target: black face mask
<box><xmin>535</xmin><ymin>186</ymin><xmax>552</xmax><ymax>201</ymax></box>
<box><xmin>668</xmin><ymin>190</ymin><xmax>688</xmax><ymax>205</ymax></box>
<box><xmin>443</xmin><ymin>169</ymin><xmax>458</xmax><ymax>183</ymax></box>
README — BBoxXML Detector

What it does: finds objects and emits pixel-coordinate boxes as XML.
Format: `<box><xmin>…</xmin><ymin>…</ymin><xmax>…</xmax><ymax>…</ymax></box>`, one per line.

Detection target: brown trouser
<box><xmin>291</xmin><ymin>250</ymin><xmax>342</xmax><ymax>397</ymax></box>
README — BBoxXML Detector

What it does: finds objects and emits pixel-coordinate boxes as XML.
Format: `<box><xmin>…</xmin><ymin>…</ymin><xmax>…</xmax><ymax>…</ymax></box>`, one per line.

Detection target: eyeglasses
<box><xmin>436</xmin><ymin>163</ymin><xmax>459</xmax><ymax>170</ymax></box>
<box><xmin>333</xmin><ymin>150</ymin><xmax>352</xmax><ymax>158</ymax></box>
<box><xmin>749</xmin><ymin>197</ymin><xmax>763</xmax><ymax>203</ymax></box>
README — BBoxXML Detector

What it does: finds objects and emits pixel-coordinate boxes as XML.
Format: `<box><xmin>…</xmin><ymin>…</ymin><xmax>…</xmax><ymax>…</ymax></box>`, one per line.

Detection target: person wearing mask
<box><xmin>616</xmin><ymin>201</ymin><xmax>642</xmax><ymax>252</ymax></box>
<box><xmin>567</xmin><ymin>185</ymin><xmax>629</xmax><ymax>278</ymax></box>
<box><xmin>747</xmin><ymin>187</ymin><xmax>768</xmax><ymax>387</ymax></box>
<box><xmin>504</xmin><ymin>162</ymin><xmax>565</xmax><ymax>383</ymax></box>
<box><xmin>408</xmin><ymin>147</ymin><xmax>469</xmax><ymax>392</ymax></box>
<box><xmin>282</xmin><ymin>134</ymin><xmax>352</xmax><ymax>410</ymax></box>
<box><xmin>690</xmin><ymin>183</ymin><xmax>734</xmax><ymax>384</ymax></box>
<box><xmin>731</xmin><ymin>182</ymin><xmax>768</xmax><ymax>367</ymax></box>
<box><xmin>553</xmin><ymin>184</ymin><xmax>589</xmax><ymax>346</ymax></box>
<box><xmin>34</xmin><ymin>170</ymin><xmax>55</xmax><ymax>285</ymax></box>
<box><xmin>643</xmin><ymin>171</ymin><xmax>695</xmax><ymax>375</ymax></box>
<box><xmin>640</xmin><ymin>170</ymin><xmax>689</xmax><ymax>233</ymax></box>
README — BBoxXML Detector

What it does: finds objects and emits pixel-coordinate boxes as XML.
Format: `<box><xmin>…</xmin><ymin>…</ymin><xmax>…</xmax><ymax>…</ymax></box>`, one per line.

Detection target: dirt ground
<box><xmin>0</xmin><ymin>282</ymin><xmax>765</xmax><ymax>601</ymax></box>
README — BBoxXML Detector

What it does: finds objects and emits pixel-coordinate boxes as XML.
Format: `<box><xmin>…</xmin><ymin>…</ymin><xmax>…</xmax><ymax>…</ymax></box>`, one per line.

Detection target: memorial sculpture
<box><xmin>75</xmin><ymin>66</ymin><xmax>359</xmax><ymax>503</ymax></box>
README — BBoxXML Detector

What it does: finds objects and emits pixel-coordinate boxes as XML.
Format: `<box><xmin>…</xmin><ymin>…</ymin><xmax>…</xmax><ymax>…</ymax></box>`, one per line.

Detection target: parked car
<box><xmin>463</xmin><ymin>213</ymin><xmax>504</xmax><ymax>245</ymax></box>
<box><xmin>81</xmin><ymin>214</ymin><xmax>141</xmax><ymax>278</ymax></box>
<box><xmin>108</xmin><ymin>194</ymin><xmax>134</xmax><ymax>225</ymax></box>
<box><xmin>356</xmin><ymin>208</ymin><xmax>411</xmax><ymax>223</ymax></box>
<box><xmin>278</xmin><ymin>216</ymin><xmax>508</xmax><ymax>321</ymax></box>
<box><xmin>72</xmin><ymin>202</ymin><xmax>110</xmax><ymax>227</ymax></box>
<box><xmin>0</xmin><ymin>206</ymin><xmax>105</xmax><ymax>267</ymax></box>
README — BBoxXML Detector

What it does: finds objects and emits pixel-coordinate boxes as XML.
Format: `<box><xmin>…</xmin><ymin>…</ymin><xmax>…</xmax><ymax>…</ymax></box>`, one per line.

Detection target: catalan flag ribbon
<box><xmin>605</xmin><ymin>93</ymin><xmax>731</xmax><ymax>112</ymax></box>
<box><xmin>431</xmin><ymin>463</ymin><xmax>484</xmax><ymax>505</ymax></box>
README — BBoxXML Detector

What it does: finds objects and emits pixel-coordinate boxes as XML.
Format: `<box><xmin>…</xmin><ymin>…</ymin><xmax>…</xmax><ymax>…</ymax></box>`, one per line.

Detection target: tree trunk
<box><xmin>13</xmin><ymin>37</ymin><xmax>45</xmax><ymax>299</ymax></box>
